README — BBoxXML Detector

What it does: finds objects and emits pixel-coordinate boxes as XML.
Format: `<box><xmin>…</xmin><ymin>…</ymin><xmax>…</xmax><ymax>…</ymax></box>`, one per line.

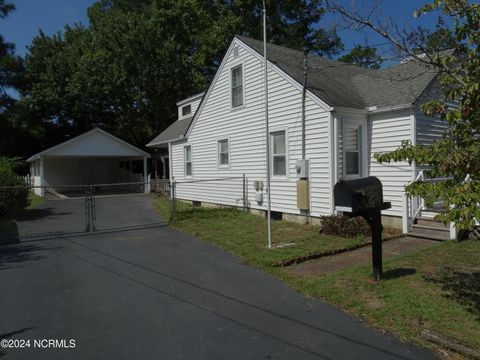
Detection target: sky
<box><xmin>2</xmin><ymin>0</ymin><xmax>446</xmax><ymax>59</ymax></box>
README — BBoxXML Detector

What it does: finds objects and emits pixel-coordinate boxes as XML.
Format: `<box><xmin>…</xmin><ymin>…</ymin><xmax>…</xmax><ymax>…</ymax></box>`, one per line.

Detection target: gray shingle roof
<box><xmin>237</xmin><ymin>36</ymin><xmax>438</xmax><ymax>109</ymax></box>
<box><xmin>148</xmin><ymin>37</ymin><xmax>440</xmax><ymax>147</ymax></box>
<box><xmin>146</xmin><ymin>116</ymin><xmax>192</xmax><ymax>147</ymax></box>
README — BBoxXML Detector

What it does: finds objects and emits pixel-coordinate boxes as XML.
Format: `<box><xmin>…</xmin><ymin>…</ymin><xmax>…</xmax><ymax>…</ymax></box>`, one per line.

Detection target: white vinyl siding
<box><xmin>368</xmin><ymin>110</ymin><xmax>414</xmax><ymax>216</ymax></box>
<box><xmin>184</xmin><ymin>145</ymin><xmax>192</xmax><ymax>176</ymax></box>
<box><xmin>218</xmin><ymin>139</ymin><xmax>229</xmax><ymax>166</ymax></box>
<box><xmin>231</xmin><ymin>65</ymin><xmax>243</xmax><ymax>107</ymax></box>
<box><xmin>415</xmin><ymin>113</ymin><xmax>448</xmax><ymax>146</ymax></box>
<box><xmin>170</xmin><ymin>39</ymin><xmax>332</xmax><ymax>216</ymax></box>
<box><xmin>271</xmin><ymin>131</ymin><xmax>287</xmax><ymax>176</ymax></box>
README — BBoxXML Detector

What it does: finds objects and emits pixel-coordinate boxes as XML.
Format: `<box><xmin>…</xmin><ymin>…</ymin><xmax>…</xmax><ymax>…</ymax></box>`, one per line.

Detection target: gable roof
<box><xmin>27</xmin><ymin>128</ymin><xmax>149</xmax><ymax>162</ymax></box>
<box><xmin>146</xmin><ymin>116</ymin><xmax>192</xmax><ymax>147</ymax></box>
<box><xmin>237</xmin><ymin>36</ymin><xmax>439</xmax><ymax>109</ymax></box>
<box><xmin>148</xmin><ymin>36</ymin><xmax>440</xmax><ymax>146</ymax></box>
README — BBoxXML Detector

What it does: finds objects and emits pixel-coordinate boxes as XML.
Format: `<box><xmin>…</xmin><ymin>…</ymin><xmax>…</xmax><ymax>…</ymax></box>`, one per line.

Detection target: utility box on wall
<box><xmin>296</xmin><ymin>160</ymin><xmax>309</xmax><ymax>179</ymax></box>
<box><xmin>297</xmin><ymin>180</ymin><xmax>310</xmax><ymax>210</ymax></box>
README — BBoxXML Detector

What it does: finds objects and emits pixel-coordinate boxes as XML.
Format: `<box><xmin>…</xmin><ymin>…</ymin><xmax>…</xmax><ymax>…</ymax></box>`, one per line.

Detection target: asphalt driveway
<box><xmin>2</xmin><ymin>194</ymin><xmax>161</xmax><ymax>242</ymax></box>
<box><xmin>0</xmin><ymin>225</ymin><xmax>436</xmax><ymax>359</ymax></box>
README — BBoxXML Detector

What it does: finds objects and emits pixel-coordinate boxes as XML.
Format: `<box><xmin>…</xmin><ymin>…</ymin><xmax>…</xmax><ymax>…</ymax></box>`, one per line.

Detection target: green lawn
<box><xmin>153</xmin><ymin>196</ymin><xmax>480</xmax><ymax>353</ymax></box>
<box><xmin>154</xmin><ymin>196</ymin><xmax>399</xmax><ymax>268</ymax></box>
<box><xmin>27</xmin><ymin>192</ymin><xmax>44</xmax><ymax>209</ymax></box>
<box><xmin>290</xmin><ymin>240</ymin><xmax>480</xmax><ymax>352</ymax></box>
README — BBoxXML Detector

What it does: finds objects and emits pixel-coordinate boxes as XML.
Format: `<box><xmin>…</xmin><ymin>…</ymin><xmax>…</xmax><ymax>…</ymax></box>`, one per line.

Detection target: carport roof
<box><xmin>27</xmin><ymin>128</ymin><xmax>150</xmax><ymax>162</ymax></box>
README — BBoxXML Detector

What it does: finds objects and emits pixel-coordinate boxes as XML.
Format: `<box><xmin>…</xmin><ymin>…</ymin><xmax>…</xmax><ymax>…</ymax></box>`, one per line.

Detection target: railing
<box><xmin>403</xmin><ymin>172</ymin><xmax>472</xmax><ymax>240</ymax></box>
<box><xmin>402</xmin><ymin>170</ymin><xmax>425</xmax><ymax>234</ymax></box>
<box><xmin>150</xmin><ymin>179</ymin><xmax>170</xmax><ymax>194</ymax></box>
<box><xmin>449</xmin><ymin>173</ymin><xmax>476</xmax><ymax>239</ymax></box>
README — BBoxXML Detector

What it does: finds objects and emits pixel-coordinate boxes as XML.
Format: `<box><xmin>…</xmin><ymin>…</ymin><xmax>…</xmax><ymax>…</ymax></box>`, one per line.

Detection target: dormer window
<box><xmin>182</xmin><ymin>105</ymin><xmax>192</xmax><ymax>117</ymax></box>
<box><xmin>231</xmin><ymin>65</ymin><xmax>243</xmax><ymax>108</ymax></box>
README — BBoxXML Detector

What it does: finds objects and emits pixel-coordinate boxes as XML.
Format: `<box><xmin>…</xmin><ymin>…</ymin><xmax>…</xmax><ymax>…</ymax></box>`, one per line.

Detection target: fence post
<box><xmin>170</xmin><ymin>180</ymin><xmax>176</xmax><ymax>221</ymax></box>
<box><xmin>402</xmin><ymin>192</ymin><xmax>409</xmax><ymax>235</ymax></box>
<box><xmin>242</xmin><ymin>174</ymin><xmax>247</xmax><ymax>212</ymax></box>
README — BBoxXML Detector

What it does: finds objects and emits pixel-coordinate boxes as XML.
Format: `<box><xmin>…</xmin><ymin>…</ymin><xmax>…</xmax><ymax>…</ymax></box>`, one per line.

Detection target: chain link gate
<box><xmin>0</xmin><ymin>182</ymin><xmax>163</xmax><ymax>243</ymax></box>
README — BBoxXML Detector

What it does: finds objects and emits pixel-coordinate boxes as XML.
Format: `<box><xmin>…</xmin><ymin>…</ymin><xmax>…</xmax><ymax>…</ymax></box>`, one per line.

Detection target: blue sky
<box><xmin>3</xmin><ymin>0</ymin><xmax>445</xmax><ymax>59</ymax></box>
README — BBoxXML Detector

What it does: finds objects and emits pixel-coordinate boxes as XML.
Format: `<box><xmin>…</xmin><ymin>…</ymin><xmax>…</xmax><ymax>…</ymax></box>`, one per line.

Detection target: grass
<box><xmin>289</xmin><ymin>240</ymin><xmax>480</xmax><ymax>352</ymax></box>
<box><xmin>27</xmin><ymin>192</ymin><xmax>44</xmax><ymax>209</ymax></box>
<box><xmin>153</xmin><ymin>196</ymin><xmax>480</xmax><ymax>354</ymax></box>
<box><xmin>154</xmin><ymin>196</ymin><xmax>399</xmax><ymax>268</ymax></box>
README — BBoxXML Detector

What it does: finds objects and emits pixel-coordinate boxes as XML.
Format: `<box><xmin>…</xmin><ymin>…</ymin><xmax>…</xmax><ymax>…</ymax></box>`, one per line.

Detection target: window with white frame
<box><xmin>231</xmin><ymin>65</ymin><xmax>243</xmax><ymax>108</ymax></box>
<box><xmin>271</xmin><ymin>130</ymin><xmax>287</xmax><ymax>176</ymax></box>
<box><xmin>184</xmin><ymin>145</ymin><xmax>192</xmax><ymax>176</ymax></box>
<box><xmin>182</xmin><ymin>104</ymin><xmax>191</xmax><ymax>117</ymax></box>
<box><xmin>218</xmin><ymin>139</ymin><xmax>229</xmax><ymax>166</ymax></box>
<box><xmin>343</xmin><ymin>125</ymin><xmax>362</xmax><ymax>177</ymax></box>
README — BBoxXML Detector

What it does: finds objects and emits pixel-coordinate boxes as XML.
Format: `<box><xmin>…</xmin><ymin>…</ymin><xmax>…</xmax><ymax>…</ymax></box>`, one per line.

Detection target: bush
<box><xmin>0</xmin><ymin>157</ymin><xmax>30</xmax><ymax>218</ymax></box>
<box><xmin>318</xmin><ymin>215</ymin><xmax>371</xmax><ymax>238</ymax></box>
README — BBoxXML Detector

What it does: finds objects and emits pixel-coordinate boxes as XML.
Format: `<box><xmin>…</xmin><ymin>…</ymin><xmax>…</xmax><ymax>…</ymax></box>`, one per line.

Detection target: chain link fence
<box><xmin>0</xmin><ymin>184</ymin><xmax>92</xmax><ymax>242</ymax></box>
<box><xmin>0</xmin><ymin>181</ymin><xmax>162</xmax><ymax>243</ymax></box>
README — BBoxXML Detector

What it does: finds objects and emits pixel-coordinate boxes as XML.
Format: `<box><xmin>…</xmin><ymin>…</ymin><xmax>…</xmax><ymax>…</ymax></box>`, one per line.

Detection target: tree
<box><xmin>0</xmin><ymin>0</ymin><xmax>22</xmax><ymax>110</ymax></box>
<box><xmin>339</xmin><ymin>45</ymin><xmax>382</xmax><ymax>69</ymax></box>
<box><xmin>224</xmin><ymin>0</ymin><xmax>343</xmax><ymax>56</ymax></box>
<box><xmin>327</xmin><ymin>0</ymin><xmax>480</xmax><ymax>231</ymax></box>
<box><xmin>18</xmin><ymin>0</ymin><xmax>343</xmax><ymax>151</ymax></box>
<box><xmin>0</xmin><ymin>1</ymin><xmax>31</xmax><ymax>161</ymax></box>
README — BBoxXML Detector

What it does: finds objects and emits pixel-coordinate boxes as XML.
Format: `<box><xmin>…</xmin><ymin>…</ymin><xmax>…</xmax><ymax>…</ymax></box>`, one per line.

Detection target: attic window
<box><xmin>182</xmin><ymin>105</ymin><xmax>191</xmax><ymax>116</ymax></box>
<box><xmin>233</xmin><ymin>46</ymin><xmax>239</xmax><ymax>58</ymax></box>
<box><xmin>231</xmin><ymin>64</ymin><xmax>243</xmax><ymax>108</ymax></box>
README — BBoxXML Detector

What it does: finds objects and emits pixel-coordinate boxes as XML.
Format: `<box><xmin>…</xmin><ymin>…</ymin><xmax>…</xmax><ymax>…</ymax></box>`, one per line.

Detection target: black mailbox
<box><xmin>333</xmin><ymin>176</ymin><xmax>391</xmax><ymax>281</ymax></box>
<box><xmin>334</xmin><ymin>176</ymin><xmax>385</xmax><ymax>214</ymax></box>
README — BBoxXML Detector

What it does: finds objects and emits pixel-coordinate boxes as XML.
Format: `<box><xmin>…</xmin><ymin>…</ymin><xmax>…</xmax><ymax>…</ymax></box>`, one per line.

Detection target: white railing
<box><xmin>450</xmin><ymin>174</ymin><xmax>476</xmax><ymax>239</ymax></box>
<box><xmin>403</xmin><ymin>172</ymin><xmax>472</xmax><ymax>240</ymax></box>
<box><xmin>402</xmin><ymin>170</ymin><xmax>425</xmax><ymax>234</ymax></box>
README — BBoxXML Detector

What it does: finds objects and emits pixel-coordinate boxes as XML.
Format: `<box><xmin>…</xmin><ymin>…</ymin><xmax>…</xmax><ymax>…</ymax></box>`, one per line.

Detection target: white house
<box><xmin>28</xmin><ymin>127</ymin><xmax>150</xmax><ymax>195</ymax></box>
<box><xmin>147</xmin><ymin>36</ymin><xmax>447</xmax><ymax>233</ymax></box>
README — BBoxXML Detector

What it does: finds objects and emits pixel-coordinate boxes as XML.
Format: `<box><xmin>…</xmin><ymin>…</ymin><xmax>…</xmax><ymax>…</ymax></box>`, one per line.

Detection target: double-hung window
<box><xmin>271</xmin><ymin>131</ymin><xmax>287</xmax><ymax>176</ymax></box>
<box><xmin>343</xmin><ymin>124</ymin><xmax>362</xmax><ymax>177</ymax></box>
<box><xmin>231</xmin><ymin>65</ymin><xmax>243</xmax><ymax>108</ymax></box>
<box><xmin>184</xmin><ymin>145</ymin><xmax>192</xmax><ymax>176</ymax></box>
<box><xmin>218</xmin><ymin>139</ymin><xmax>229</xmax><ymax>166</ymax></box>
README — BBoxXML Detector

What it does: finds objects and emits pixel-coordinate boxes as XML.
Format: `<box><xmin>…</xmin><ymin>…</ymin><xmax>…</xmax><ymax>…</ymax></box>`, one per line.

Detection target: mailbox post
<box><xmin>334</xmin><ymin>177</ymin><xmax>391</xmax><ymax>281</ymax></box>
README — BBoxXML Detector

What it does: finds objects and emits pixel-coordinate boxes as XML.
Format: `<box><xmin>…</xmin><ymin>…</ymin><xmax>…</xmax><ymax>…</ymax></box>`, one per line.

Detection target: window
<box><xmin>182</xmin><ymin>105</ymin><xmax>191</xmax><ymax>117</ymax></box>
<box><xmin>231</xmin><ymin>65</ymin><xmax>243</xmax><ymax>107</ymax></box>
<box><xmin>184</xmin><ymin>145</ymin><xmax>192</xmax><ymax>176</ymax></box>
<box><xmin>343</xmin><ymin>125</ymin><xmax>362</xmax><ymax>177</ymax></box>
<box><xmin>218</xmin><ymin>139</ymin><xmax>229</xmax><ymax>166</ymax></box>
<box><xmin>271</xmin><ymin>131</ymin><xmax>287</xmax><ymax>176</ymax></box>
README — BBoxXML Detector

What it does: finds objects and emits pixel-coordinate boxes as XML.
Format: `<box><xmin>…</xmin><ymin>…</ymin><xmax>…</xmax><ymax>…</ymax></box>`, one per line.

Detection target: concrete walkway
<box><xmin>290</xmin><ymin>237</ymin><xmax>437</xmax><ymax>276</ymax></box>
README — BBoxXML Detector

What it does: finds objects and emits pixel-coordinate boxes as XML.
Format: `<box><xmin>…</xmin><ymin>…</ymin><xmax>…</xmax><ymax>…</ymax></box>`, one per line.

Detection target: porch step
<box><xmin>418</xmin><ymin>211</ymin><xmax>438</xmax><ymax>220</ymax></box>
<box><xmin>414</xmin><ymin>218</ymin><xmax>449</xmax><ymax>229</ymax></box>
<box><xmin>408</xmin><ymin>224</ymin><xmax>450</xmax><ymax>241</ymax></box>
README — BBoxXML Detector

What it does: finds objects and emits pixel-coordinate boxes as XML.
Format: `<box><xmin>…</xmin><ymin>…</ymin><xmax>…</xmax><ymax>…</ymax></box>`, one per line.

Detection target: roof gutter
<box><xmin>146</xmin><ymin>135</ymin><xmax>186</xmax><ymax>148</ymax></box>
<box><xmin>366</xmin><ymin>103</ymin><xmax>414</xmax><ymax>114</ymax></box>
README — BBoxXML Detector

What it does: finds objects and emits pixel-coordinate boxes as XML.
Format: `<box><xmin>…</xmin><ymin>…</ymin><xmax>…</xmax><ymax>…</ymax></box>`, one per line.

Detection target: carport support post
<box><xmin>39</xmin><ymin>156</ymin><xmax>45</xmax><ymax>197</ymax></box>
<box><xmin>143</xmin><ymin>157</ymin><xmax>150</xmax><ymax>194</ymax></box>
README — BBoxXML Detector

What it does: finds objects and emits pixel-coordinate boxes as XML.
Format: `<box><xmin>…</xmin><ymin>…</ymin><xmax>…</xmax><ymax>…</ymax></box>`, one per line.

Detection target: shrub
<box><xmin>318</xmin><ymin>215</ymin><xmax>371</xmax><ymax>238</ymax></box>
<box><xmin>0</xmin><ymin>157</ymin><xmax>30</xmax><ymax>218</ymax></box>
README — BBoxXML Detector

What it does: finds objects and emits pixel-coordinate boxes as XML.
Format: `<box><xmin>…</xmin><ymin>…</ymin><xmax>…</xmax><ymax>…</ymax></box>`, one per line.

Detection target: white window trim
<box><xmin>342</xmin><ymin>119</ymin><xmax>367</xmax><ymax>179</ymax></box>
<box><xmin>184</xmin><ymin>144</ymin><xmax>193</xmax><ymax>178</ymax></box>
<box><xmin>270</xmin><ymin>127</ymin><xmax>289</xmax><ymax>180</ymax></box>
<box><xmin>217</xmin><ymin>137</ymin><xmax>231</xmax><ymax>169</ymax></box>
<box><xmin>230</xmin><ymin>62</ymin><xmax>245</xmax><ymax>110</ymax></box>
